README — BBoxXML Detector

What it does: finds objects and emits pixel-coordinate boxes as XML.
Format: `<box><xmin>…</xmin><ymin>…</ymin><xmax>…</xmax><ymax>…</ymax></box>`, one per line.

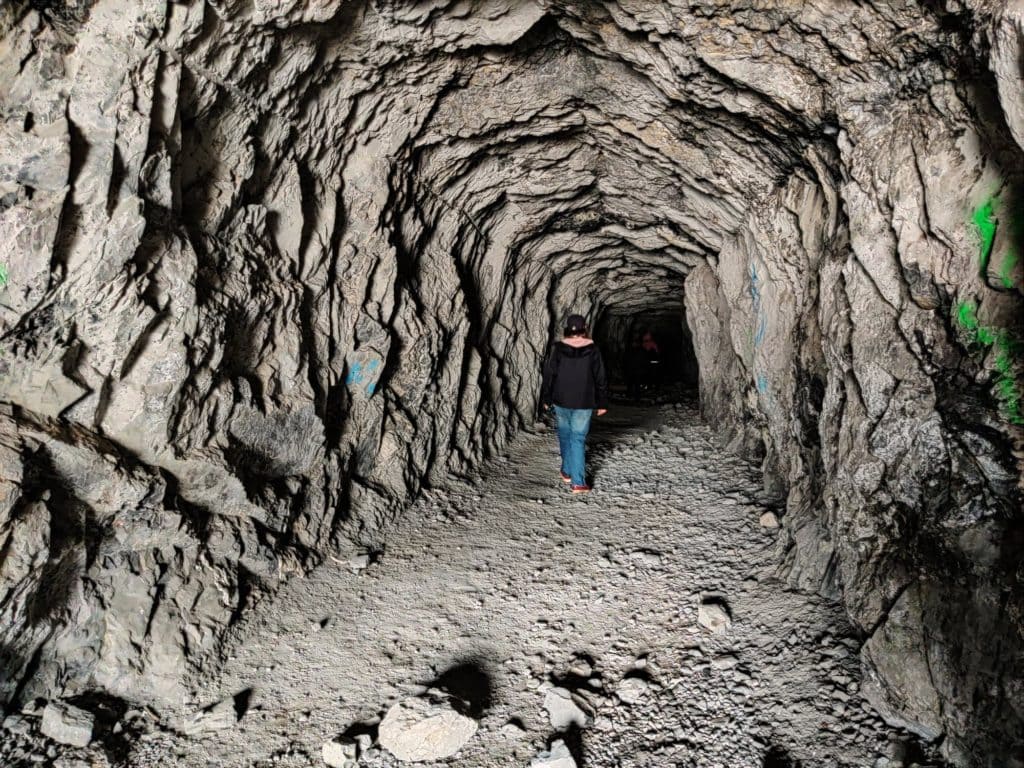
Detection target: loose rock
<box><xmin>698</xmin><ymin>600</ymin><xmax>732</xmax><ymax>634</ymax></box>
<box><xmin>377</xmin><ymin>691</ymin><xmax>477</xmax><ymax>762</ymax></box>
<box><xmin>542</xmin><ymin>687</ymin><xmax>588</xmax><ymax>730</ymax></box>
<box><xmin>179</xmin><ymin>699</ymin><xmax>239</xmax><ymax>735</ymax></box>
<box><xmin>615</xmin><ymin>677</ymin><xmax>650</xmax><ymax>705</ymax></box>
<box><xmin>40</xmin><ymin>702</ymin><xmax>93</xmax><ymax>748</ymax></box>
<box><xmin>322</xmin><ymin>738</ymin><xmax>358</xmax><ymax>767</ymax></box>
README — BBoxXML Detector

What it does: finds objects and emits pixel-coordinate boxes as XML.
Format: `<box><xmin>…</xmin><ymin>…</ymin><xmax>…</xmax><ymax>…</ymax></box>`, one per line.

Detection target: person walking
<box><xmin>641</xmin><ymin>329</ymin><xmax>663</xmax><ymax>395</ymax></box>
<box><xmin>540</xmin><ymin>314</ymin><xmax>609</xmax><ymax>494</ymax></box>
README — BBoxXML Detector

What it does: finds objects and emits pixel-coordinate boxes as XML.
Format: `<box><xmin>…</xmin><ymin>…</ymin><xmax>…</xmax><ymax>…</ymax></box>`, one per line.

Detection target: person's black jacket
<box><xmin>541</xmin><ymin>341</ymin><xmax>609</xmax><ymax>410</ymax></box>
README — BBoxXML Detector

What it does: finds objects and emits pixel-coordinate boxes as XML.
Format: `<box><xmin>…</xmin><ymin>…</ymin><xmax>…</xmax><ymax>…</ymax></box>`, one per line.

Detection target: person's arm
<box><xmin>541</xmin><ymin>345</ymin><xmax>558</xmax><ymax>408</ymax></box>
<box><xmin>592</xmin><ymin>348</ymin><xmax>609</xmax><ymax>412</ymax></box>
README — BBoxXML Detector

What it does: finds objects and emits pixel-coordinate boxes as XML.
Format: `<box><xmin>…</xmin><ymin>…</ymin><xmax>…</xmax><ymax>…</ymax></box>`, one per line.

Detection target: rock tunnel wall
<box><xmin>1</xmin><ymin>1</ymin><xmax>1023</xmax><ymax>763</ymax></box>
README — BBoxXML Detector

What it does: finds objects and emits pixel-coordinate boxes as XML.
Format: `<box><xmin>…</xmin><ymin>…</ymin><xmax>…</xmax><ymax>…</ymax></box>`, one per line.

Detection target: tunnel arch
<box><xmin>1</xmin><ymin>1</ymin><xmax>1023</xmax><ymax>763</ymax></box>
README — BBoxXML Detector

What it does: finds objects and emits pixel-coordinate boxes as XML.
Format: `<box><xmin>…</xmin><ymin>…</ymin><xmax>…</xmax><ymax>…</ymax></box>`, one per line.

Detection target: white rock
<box><xmin>697</xmin><ymin>600</ymin><xmax>732</xmax><ymax>633</ymax></box>
<box><xmin>615</xmin><ymin>677</ymin><xmax>650</xmax><ymax>705</ymax></box>
<box><xmin>40</xmin><ymin>702</ymin><xmax>94</xmax><ymax>748</ymax></box>
<box><xmin>542</xmin><ymin>686</ymin><xmax>588</xmax><ymax>730</ymax></box>
<box><xmin>179</xmin><ymin>698</ymin><xmax>238</xmax><ymax>735</ymax></box>
<box><xmin>348</xmin><ymin>554</ymin><xmax>371</xmax><ymax>571</ymax></box>
<box><xmin>759</xmin><ymin>511</ymin><xmax>780</xmax><ymax>528</ymax></box>
<box><xmin>322</xmin><ymin>738</ymin><xmax>357</xmax><ymax>767</ymax></box>
<box><xmin>530</xmin><ymin>739</ymin><xmax>577</xmax><ymax>768</ymax></box>
<box><xmin>378</xmin><ymin>691</ymin><xmax>477</xmax><ymax>762</ymax></box>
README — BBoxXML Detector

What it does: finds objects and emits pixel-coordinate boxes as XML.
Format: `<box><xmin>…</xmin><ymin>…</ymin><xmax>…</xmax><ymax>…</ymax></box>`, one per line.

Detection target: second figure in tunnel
<box><xmin>540</xmin><ymin>313</ymin><xmax>609</xmax><ymax>494</ymax></box>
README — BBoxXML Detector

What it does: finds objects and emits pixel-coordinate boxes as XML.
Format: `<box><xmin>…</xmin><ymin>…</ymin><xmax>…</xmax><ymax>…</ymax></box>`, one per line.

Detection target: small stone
<box><xmin>40</xmin><ymin>702</ymin><xmax>93</xmax><ymax>748</ymax></box>
<box><xmin>759</xmin><ymin>511</ymin><xmax>780</xmax><ymax>528</ymax></box>
<box><xmin>697</xmin><ymin>599</ymin><xmax>732</xmax><ymax>634</ymax></box>
<box><xmin>348</xmin><ymin>554</ymin><xmax>371</xmax><ymax>571</ymax></box>
<box><xmin>615</xmin><ymin>677</ymin><xmax>650</xmax><ymax>705</ymax></box>
<box><xmin>322</xmin><ymin>738</ymin><xmax>358</xmax><ymax>768</ymax></box>
<box><xmin>3</xmin><ymin>714</ymin><xmax>32</xmax><ymax>736</ymax></box>
<box><xmin>543</xmin><ymin>687</ymin><xmax>588</xmax><ymax>730</ymax></box>
<box><xmin>567</xmin><ymin>659</ymin><xmax>593</xmax><ymax>678</ymax></box>
<box><xmin>530</xmin><ymin>739</ymin><xmax>577</xmax><ymax>768</ymax></box>
<box><xmin>378</xmin><ymin>690</ymin><xmax>477</xmax><ymax>762</ymax></box>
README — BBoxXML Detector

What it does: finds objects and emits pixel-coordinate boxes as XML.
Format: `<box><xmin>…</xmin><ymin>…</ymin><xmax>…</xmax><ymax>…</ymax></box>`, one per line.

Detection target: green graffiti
<box><xmin>999</xmin><ymin>248</ymin><xmax>1018</xmax><ymax>290</ymax></box>
<box><xmin>970</xmin><ymin>194</ymin><xmax>1020</xmax><ymax>290</ymax></box>
<box><xmin>956</xmin><ymin>298</ymin><xmax>978</xmax><ymax>330</ymax></box>
<box><xmin>954</xmin><ymin>299</ymin><xmax>1023</xmax><ymax>425</ymax></box>
<box><xmin>972</xmin><ymin>198</ymin><xmax>998</xmax><ymax>275</ymax></box>
<box><xmin>0</xmin><ymin>264</ymin><xmax>7</xmax><ymax>287</ymax></box>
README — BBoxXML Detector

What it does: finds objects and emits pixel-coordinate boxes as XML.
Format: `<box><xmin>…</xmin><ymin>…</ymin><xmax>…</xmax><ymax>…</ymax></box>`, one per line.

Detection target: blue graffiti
<box><xmin>345</xmin><ymin>362</ymin><xmax>364</xmax><ymax>385</ymax></box>
<box><xmin>749</xmin><ymin>263</ymin><xmax>767</xmax><ymax>348</ymax></box>
<box><xmin>345</xmin><ymin>358</ymin><xmax>381</xmax><ymax>394</ymax></box>
<box><xmin>756</xmin><ymin>374</ymin><xmax>768</xmax><ymax>394</ymax></box>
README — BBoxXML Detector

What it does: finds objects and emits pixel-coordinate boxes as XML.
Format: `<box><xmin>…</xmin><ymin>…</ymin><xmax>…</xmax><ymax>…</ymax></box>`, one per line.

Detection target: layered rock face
<box><xmin>1</xmin><ymin>0</ymin><xmax>1022</xmax><ymax>763</ymax></box>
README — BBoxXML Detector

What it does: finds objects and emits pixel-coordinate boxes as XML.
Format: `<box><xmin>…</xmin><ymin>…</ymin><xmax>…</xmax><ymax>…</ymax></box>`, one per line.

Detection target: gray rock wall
<box><xmin>1</xmin><ymin>1</ymin><xmax>1022</xmax><ymax>762</ymax></box>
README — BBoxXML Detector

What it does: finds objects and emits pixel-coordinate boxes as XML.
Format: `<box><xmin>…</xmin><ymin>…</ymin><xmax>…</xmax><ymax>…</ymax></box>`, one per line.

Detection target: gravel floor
<box><xmin>3</xmin><ymin>402</ymin><xmax>943</xmax><ymax>768</ymax></box>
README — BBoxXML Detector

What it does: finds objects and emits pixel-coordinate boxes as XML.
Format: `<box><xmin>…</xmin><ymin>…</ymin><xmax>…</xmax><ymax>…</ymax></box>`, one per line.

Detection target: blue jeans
<box><xmin>554</xmin><ymin>406</ymin><xmax>593</xmax><ymax>487</ymax></box>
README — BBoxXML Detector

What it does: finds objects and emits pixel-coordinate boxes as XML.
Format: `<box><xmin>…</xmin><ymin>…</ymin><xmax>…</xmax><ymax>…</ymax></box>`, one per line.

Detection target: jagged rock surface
<box><xmin>1</xmin><ymin>1</ymin><xmax>1023</xmax><ymax>764</ymax></box>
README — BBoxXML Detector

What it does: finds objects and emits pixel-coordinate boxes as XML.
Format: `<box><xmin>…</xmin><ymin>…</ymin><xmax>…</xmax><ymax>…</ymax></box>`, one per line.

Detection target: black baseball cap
<box><xmin>565</xmin><ymin>314</ymin><xmax>587</xmax><ymax>332</ymax></box>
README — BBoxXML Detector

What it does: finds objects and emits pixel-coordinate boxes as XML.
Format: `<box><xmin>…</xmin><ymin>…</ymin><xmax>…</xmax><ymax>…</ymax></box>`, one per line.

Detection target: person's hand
<box><xmin>596</xmin><ymin>409</ymin><xmax>608</xmax><ymax>416</ymax></box>
<box><xmin>542</xmin><ymin>403</ymin><xmax>550</xmax><ymax>411</ymax></box>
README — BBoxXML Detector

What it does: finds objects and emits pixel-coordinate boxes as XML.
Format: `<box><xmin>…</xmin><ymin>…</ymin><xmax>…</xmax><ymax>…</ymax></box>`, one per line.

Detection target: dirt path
<box><xmin>130</xmin><ymin>402</ymin><xmax>931</xmax><ymax>768</ymax></box>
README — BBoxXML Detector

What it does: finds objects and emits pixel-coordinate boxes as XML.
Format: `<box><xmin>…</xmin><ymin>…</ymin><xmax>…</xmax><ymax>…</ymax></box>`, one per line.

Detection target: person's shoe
<box><xmin>560</xmin><ymin>470</ymin><xmax>571</xmax><ymax>484</ymax></box>
<box><xmin>571</xmin><ymin>484</ymin><xmax>591</xmax><ymax>494</ymax></box>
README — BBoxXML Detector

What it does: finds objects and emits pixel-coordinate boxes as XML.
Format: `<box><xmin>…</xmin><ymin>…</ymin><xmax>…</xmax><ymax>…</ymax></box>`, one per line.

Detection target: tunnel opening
<box><xmin>592</xmin><ymin>306</ymin><xmax>698</xmax><ymax>404</ymax></box>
